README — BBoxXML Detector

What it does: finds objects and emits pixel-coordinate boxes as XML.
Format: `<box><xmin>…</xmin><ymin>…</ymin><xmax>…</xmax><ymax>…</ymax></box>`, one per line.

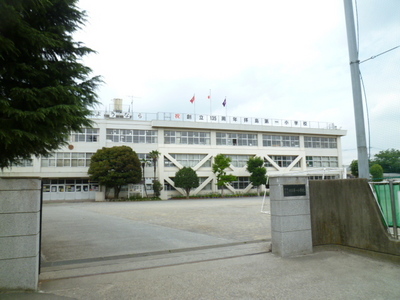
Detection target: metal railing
<box><xmin>369</xmin><ymin>179</ymin><xmax>400</xmax><ymax>239</ymax></box>
<box><xmin>89</xmin><ymin>110</ymin><xmax>339</xmax><ymax>130</ymax></box>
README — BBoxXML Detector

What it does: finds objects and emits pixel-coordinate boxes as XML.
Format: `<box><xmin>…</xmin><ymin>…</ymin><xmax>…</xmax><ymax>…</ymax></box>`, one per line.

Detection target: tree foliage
<box><xmin>174</xmin><ymin>167</ymin><xmax>199</xmax><ymax>199</ymax></box>
<box><xmin>350</xmin><ymin>160</ymin><xmax>359</xmax><ymax>177</ymax></box>
<box><xmin>149</xmin><ymin>150</ymin><xmax>161</xmax><ymax>180</ymax></box>
<box><xmin>246</xmin><ymin>156</ymin><xmax>267</xmax><ymax>195</ymax></box>
<box><xmin>0</xmin><ymin>0</ymin><xmax>101</xmax><ymax>169</ymax></box>
<box><xmin>372</xmin><ymin>149</ymin><xmax>400</xmax><ymax>173</ymax></box>
<box><xmin>370</xmin><ymin>164</ymin><xmax>383</xmax><ymax>182</ymax></box>
<box><xmin>152</xmin><ymin>180</ymin><xmax>163</xmax><ymax>198</ymax></box>
<box><xmin>212</xmin><ymin>154</ymin><xmax>237</xmax><ymax>195</ymax></box>
<box><xmin>88</xmin><ymin>146</ymin><xmax>141</xmax><ymax>199</ymax></box>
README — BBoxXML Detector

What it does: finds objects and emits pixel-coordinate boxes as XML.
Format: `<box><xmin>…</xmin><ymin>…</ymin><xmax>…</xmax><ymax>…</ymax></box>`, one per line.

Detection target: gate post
<box><xmin>0</xmin><ymin>177</ymin><xmax>41</xmax><ymax>291</ymax></box>
<box><xmin>270</xmin><ymin>176</ymin><xmax>313</xmax><ymax>257</ymax></box>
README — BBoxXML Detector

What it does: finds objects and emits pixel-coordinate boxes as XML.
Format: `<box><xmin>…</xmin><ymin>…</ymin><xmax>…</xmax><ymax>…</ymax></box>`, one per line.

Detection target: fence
<box><xmin>370</xmin><ymin>179</ymin><xmax>400</xmax><ymax>239</ymax></box>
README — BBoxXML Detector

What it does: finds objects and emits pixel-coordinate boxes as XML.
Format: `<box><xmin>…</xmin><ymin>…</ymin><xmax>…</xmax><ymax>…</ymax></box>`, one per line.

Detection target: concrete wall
<box><xmin>309</xmin><ymin>179</ymin><xmax>400</xmax><ymax>256</ymax></box>
<box><xmin>0</xmin><ymin>178</ymin><xmax>41</xmax><ymax>291</ymax></box>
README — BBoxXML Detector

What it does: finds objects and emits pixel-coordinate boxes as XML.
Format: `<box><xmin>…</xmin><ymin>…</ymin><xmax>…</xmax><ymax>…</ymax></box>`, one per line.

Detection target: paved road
<box><xmin>3</xmin><ymin>197</ymin><xmax>400</xmax><ymax>299</ymax></box>
<box><xmin>41</xmin><ymin>197</ymin><xmax>271</xmax><ymax>263</ymax></box>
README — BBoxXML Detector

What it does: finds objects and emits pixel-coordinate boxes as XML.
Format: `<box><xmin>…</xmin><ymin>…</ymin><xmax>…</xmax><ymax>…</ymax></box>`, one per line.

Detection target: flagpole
<box><xmin>193</xmin><ymin>94</ymin><xmax>196</xmax><ymax>117</ymax></box>
<box><xmin>209</xmin><ymin>89</ymin><xmax>212</xmax><ymax>116</ymax></box>
<box><xmin>225</xmin><ymin>100</ymin><xmax>227</xmax><ymax>120</ymax></box>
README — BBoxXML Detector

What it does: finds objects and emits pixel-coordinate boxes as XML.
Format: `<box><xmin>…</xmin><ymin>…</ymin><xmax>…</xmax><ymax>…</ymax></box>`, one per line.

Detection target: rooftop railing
<box><xmin>89</xmin><ymin>110</ymin><xmax>339</xmax><ymax>130</ymax></box>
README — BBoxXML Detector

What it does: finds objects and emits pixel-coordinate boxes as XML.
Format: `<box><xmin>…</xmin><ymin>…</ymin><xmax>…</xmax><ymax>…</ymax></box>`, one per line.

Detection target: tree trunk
<box><xmin>114</xmin><ymin>186</ymin><xmax>121</xmax><ymax>199</ymax></box>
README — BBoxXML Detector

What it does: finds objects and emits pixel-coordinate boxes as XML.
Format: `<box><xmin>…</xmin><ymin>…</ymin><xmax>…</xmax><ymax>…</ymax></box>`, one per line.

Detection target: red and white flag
<box><xmin>190</xmin><ymin>95</ymin><xmax>195</xmax><ymax>103</ymax></box>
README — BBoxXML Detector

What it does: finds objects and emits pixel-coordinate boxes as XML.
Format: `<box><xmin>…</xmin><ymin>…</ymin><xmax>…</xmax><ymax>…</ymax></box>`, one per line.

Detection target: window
<box><xmin>231</xmin><ymin>177</ymin><xmax>250</xmax><ymax>189</ymax></box>
<box><xmin>216</xmin><ymin>132</ymin><xmax>258</xmax><ymax>146</ymax></box>
<box><xmin>304</xmin><ymin>136</ymin><xmax>337</xmax><ymax>148</ymax></box>
<box><xmin>308</xmin><ymin>175</ymin><xmax>338</xmax><ymax>180</ymax></box>
<box><xmin>72</xmin><ymin>128</ymin><xmax>99</xmax><ymax>142</ymax></box>
<box><xmin>226</xmin><ymin>155</ymin><xmax>252</xmax><ymax>168</ymax></box>
<box><xmin>164</xmin><ymin>131</ymin><xmax>210</xmax><ymax>145</ymax></box>
<box><xmin>164</xmin><ymin>179</ymin><xmax>176</xmax><ymax>191</ymax></box>
<box><xmin>137</xmin><ymin>153</ymin><xmax>154</xmax><ymax>167</ymax></box>
<box><xmin>264</xmin><ymin>156</ymin><xmax>300</xmax><ymax>168</ymax></box>
<box><xmin>42</xmin><ymin>178</ymin><xmax>97</xmax><ymax>193</ymax></box>
<box><xmin>106</xmin><ymin>129</ymin><xmax>157</xmax><ymax>143</ymax></box>
<box><xmin>41</xmin><ymin>153</ymin><xmax>93</xmax><ymax>167</ymax></box>
<box><xmin>263</xmin><ymin>135</ymin><xmax>299</xmax><ymax>147</ymax></box>
<box><xmin>12</xmin><ymin>159</ymin><xmax>33</xmax><ymax>167</ymax></box>
<box><xmin>199</xmin><ymin>177</ymin><xmax>212</xmax><ymax>190</ymax></box>
<box><xmin>164</xmin><ymin>154</ymin><xmax>211</xmax><ymax>168</ymax></box>
<box><xmin>306</xmin><ymin>156</ymin><xmax>338</xmax><ymax>167</ymax></box>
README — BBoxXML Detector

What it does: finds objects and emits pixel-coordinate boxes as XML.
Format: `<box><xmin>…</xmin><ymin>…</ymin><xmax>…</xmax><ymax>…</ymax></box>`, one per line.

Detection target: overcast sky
<box><xmin>74</xmin><ymin>0</ymin><xmax>400</xmax><ymax>165</ymax></box>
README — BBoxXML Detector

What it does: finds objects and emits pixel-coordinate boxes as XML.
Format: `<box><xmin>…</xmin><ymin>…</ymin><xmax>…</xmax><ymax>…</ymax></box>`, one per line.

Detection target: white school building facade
<box><xmin>2</xmin><ymin>111</ymin><xmax>347</xmax><ymax>200</ymax></box>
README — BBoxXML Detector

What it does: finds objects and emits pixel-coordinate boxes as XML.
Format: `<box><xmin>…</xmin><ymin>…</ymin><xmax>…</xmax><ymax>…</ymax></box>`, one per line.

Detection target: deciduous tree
<box><xmin>372</xmin><ymin>149</ymin><xmax>400</xmax><ymax>173</ymax></box>
<box><xmin>0</xmin><ymin>0</ymin><xmax>101</xmax><ymax>169</ymax></box>
<box><xmin>246</xmin><ymin>156</ymin><xmax>267</xmax><ymax>195</ymax></box>
<box><xmin>212</xmin><ymin>154</ymin><xmax>237</xmax><ymax>196</ymax></box>
<box><xmin>88</xmin><ymin>146</ymin><xmax>141</xmax><ymax>199</ymax></box>
<box><xmin>174</xmin><ymin>167</ymin><xmax>199</xmax><ymax>199</ymax></box>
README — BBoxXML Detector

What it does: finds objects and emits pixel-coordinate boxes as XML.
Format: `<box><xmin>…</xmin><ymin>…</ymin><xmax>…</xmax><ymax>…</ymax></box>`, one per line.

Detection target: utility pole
<box><xmin>343</xmin><ymin>0</ymin><xmax>369</xmax><ymax>179</ymax></box>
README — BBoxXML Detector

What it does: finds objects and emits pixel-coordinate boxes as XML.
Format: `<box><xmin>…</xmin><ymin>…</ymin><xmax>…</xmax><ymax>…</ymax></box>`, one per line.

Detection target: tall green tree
<box><xmin>149</xmin><ymin>150</ymin><xmax>162</xmax><ymax>197</ymax></box>
<box><xmin>140</xmin><ymin>158</ymin><xmax>150</xmax><ymax>197</ymax></box>
<box><xmin>0</xmin><ymin>0</ymin><xmax>101</xmax><ymax>169</ymax></box>
<box><xmin>88</xmin><ymin>146</ymin><xmax>141</xmax><ymax>199</ymax></box>
<box><xmin>212</xmin><ymin>154</ymin><xmax>237</xmax><ymax>196</ymax></box>
<box><xmin>372</xmin><ymin>149</ymin><xmax>400</xmax><ymax>173</ymax></box>
<box><xmin>246</xmin><ymin>156</ymin><xmax>267</xmax><ymax>196</ymax></box>
<box><xmin>174</xmin><ymin>167</ymin><xmax>199</xmax><ymax>199</ymax></box>
<box><xmin>149</xmin><ymin>150</ymin><xmax>161</xmax><ymax>181</ymax></box>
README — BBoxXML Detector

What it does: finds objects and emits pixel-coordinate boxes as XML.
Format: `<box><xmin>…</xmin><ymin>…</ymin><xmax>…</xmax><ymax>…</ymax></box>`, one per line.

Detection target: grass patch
<box><xmin>107</xmin><ymin>195</ymin><xmax>161</xmax><ymax>202</ymax></box>
<box><xmin>170</xmin><ymin>192</ymin><xmax>268</xmax><ymax>200</ymax></box>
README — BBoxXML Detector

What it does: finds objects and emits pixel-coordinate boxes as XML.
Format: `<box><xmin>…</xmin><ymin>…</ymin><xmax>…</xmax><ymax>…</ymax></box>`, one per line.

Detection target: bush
<box><xmin>169</xmin><ymin>192</ymin><xmax>266</xmax><ymax>199</ymax></box>
<box><xmin>108</xmin><ymin>195</ymin><xmax>161</xmax><ymax>202</ymax></box>
<box><xmin>370</xmin><ymin>164</ymin><xmax>384</xmax><ymax>182</ymax></box>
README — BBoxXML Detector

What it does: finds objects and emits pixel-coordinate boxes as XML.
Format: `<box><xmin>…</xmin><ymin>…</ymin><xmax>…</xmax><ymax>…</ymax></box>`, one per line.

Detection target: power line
<box><xmin>360</xmin><ymin>45</ymin><xmax>400</xmax><ymax>64</ymax></box>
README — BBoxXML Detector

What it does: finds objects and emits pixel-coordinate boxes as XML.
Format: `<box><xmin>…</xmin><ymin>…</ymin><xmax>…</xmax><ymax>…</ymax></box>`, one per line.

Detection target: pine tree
<box><xmin>0</xmin><ymin>0</ymin><xmax>101</xmax><ymax>168</ymax></box>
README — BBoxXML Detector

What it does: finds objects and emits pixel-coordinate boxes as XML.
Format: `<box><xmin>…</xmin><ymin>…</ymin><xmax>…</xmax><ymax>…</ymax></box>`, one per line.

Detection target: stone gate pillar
<box><xmin>270</xmin><ymin>176</ymin><xmax>312</xmax><ymax>257</ymax></box>
<box><xmin>0</xmin><ymin>177</ymin><xmax>41</xmax><ymax>291</ymax></box>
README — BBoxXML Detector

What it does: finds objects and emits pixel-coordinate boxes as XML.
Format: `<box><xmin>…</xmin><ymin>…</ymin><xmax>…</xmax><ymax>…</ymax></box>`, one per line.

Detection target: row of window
<box><xmin>304</xmin><ymin>137</ymin><xmax>337</xmax><ymax>149</ymax></box>
<box><xmin>265</xmin><ymin>156</ymin><xmax>300</xmax><ymax>168</ymax></box>
<box><xmin>16</xmin><ymin>154</ymin><xmax>338</xmax><ymax>169</ymax></box>
<box><xmin>12</xmin><ymin>159</ymin><xmax>33</xmax><ymax>167</ymax></box>
<box><xmin>164</xmin><ymin>155</ymin><xmax>338</xmax><ymax>168</ymax></box>
<box><xmin>263</xmin><ymin>135</ymin><xmax>299</xmax><ymax>147</ymax></box>
<box><xmin>306</xmin><ymin>156</ymin><xmax>338</xmax><ymax>167</ymax></box>
<box><xmin>106</xmin><ymin>129</ymin><xmax>157</xmax><ymax>144</ymax></box>
<box><xmin>71</xmin><ymin>128</ymin><xmax>337</xmax><ymax>149</ymax></box>
<box><xmin>71</xmin><ymin>128</ymin><xmax>99</xmax><ymax>142</ymax></box>
<box><xmin>164</xmin><ymin>131</ymin><xmax>211</xmax><ymax>145</ymax></box>
<box><xmin>216</xmin><ymin>132</ymin><xmax>258</xmax><ymax>146</ymax></box>
<box><xmin>164</xmin><ymin>154</ymin><xmax>211</xmax><ymax>168</ymax></box>
<box><xmin>41</xmin><ymin>153</ymin><xmax>93</xmax><ymax>167</ymax></box>
<box><xmin>42</xmin><ymin>179</ymin><xmax>99</xmax><ymax>193</ymax></box>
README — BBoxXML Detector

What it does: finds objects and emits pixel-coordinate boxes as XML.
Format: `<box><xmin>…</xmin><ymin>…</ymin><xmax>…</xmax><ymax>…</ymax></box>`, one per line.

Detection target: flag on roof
<box><xmin>190</xmin><ymin>95</ymin><xmax>195</xmax><ymax>103</ymax></box>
